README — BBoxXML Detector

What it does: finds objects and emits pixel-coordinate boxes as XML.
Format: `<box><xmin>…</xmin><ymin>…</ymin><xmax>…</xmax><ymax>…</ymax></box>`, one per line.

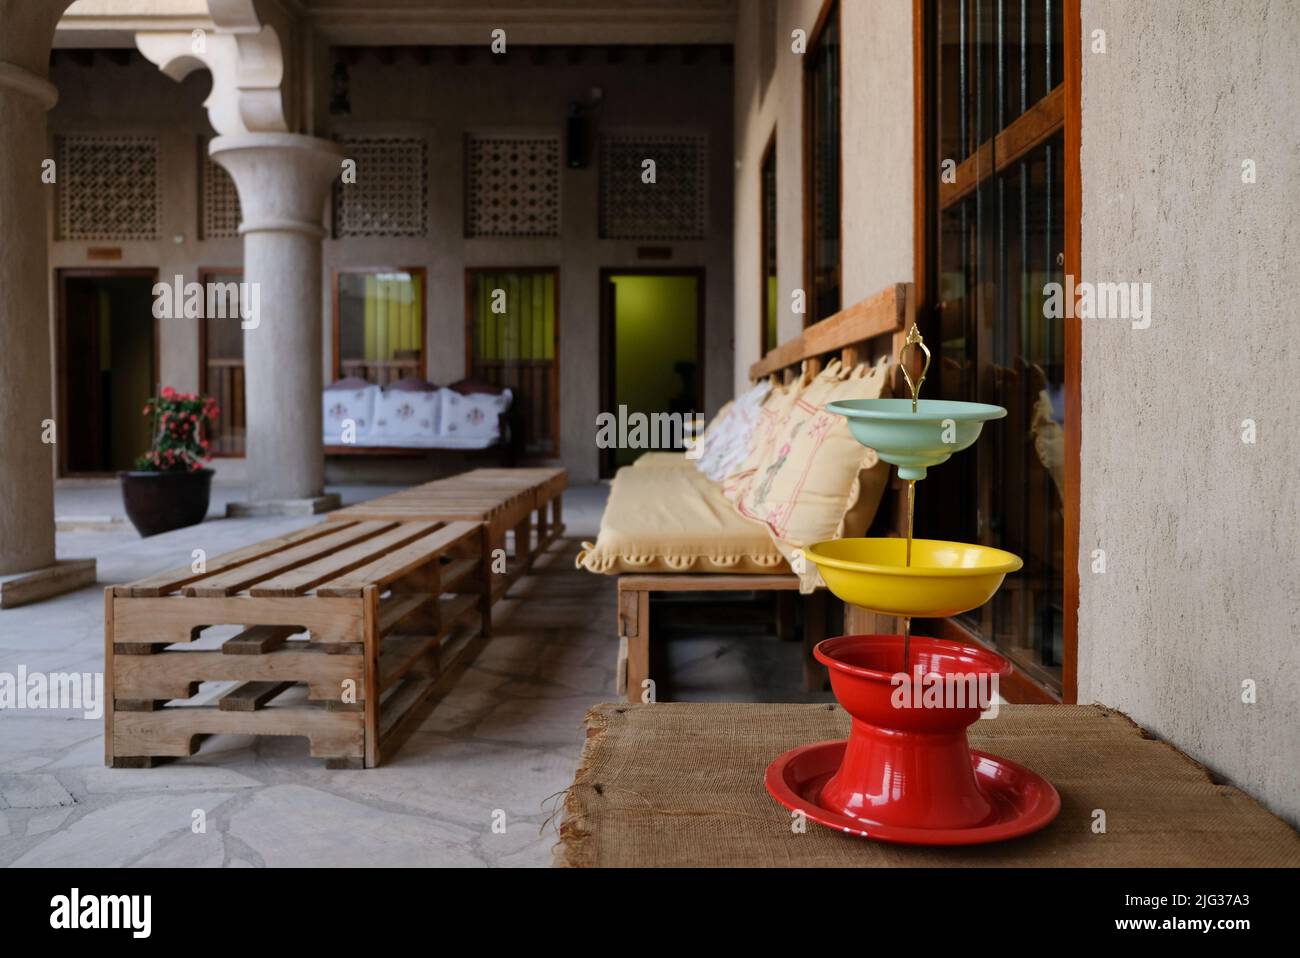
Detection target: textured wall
<box><xmin>48</xmin><ymin>55</ymin><xmax>239</xmax><ymax>401</ymax></box>
<box><xmin>47</xmin><ymin>49</ymin><xmax>734</xmax><ymax>484</ymax></box>
<box><xmin>1078</xmin><ymin>0</ymin><xmax>1300</xmax><ymax>824</ymax></box>
<box><xmin>335</xmin><ymin>52</ymin><xmax>735</xmax><ymax>482</ymax></box>
<box><xmin>733</xmin><ymin>0</ymin><xmax>914</xmax><ymax>396</ymax></box>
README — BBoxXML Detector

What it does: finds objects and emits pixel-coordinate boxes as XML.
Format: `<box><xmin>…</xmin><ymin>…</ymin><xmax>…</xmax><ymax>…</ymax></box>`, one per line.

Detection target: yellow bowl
<box><xmin>804</xmin><ymin>538</ymin><xmax>1023</xmax><ymax>618</ymax></box>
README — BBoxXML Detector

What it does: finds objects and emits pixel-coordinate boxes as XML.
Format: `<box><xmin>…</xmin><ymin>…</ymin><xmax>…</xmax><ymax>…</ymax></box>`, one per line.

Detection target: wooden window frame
<box><xmin>912</xmin><ymin>0</ymin><xmax>1082</xmax><ymax>704</ymax></box>
<box><xmin>197</xmin><ymin>266</ymin><xmax>245</xmax><ymax>458</ymax></box>
<box><xmin>330</xmin><ymin>265</ymin><xmax>429</xmax><ymax>383</ymax></box>
<box><xmin>802</xmin><ymin>0</ymin><xmax>843</xmax><ymax>327</ymax></box>
<box><xmin>463</xmin><ymin>265</ymin><xmax>562</xmax><ymax>457</ymax></box>
<box><xmin>759</xmin><ymin>129</ymin><xmax>778</xmax><ymax>355</ymax></box>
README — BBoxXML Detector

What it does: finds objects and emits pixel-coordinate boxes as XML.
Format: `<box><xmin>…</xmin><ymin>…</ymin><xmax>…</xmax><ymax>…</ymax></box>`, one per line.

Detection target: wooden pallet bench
<box><xmin>105</xmin><ymin>518</ymin><xmax>493</xmax><ymax>769</ymax></box>
<box><xmin>327</xmin><ymin>467</ymin><xmax>567</xmax><ymax>600</ymax></box>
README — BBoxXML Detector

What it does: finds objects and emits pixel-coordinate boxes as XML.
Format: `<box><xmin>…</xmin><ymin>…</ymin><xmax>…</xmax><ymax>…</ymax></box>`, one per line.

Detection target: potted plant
<box><xmin>120</xmin><ymin>388</ymin><xmax>219</xmax><ymax>537</ymax></box>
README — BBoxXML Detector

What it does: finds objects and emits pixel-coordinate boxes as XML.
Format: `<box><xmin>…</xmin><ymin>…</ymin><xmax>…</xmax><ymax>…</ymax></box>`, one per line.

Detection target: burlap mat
<box><xmin>555</xmin><ymin>703</ymin><xmax>1300</xmax><ymax>867</ymax></box>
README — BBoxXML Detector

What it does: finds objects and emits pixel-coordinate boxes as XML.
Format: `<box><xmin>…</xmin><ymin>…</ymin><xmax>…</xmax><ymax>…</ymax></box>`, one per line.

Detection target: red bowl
<box><xmin>813</xmin><ymin>634</ymin><xmax>1013</xmax><ymax>830</ymax></box>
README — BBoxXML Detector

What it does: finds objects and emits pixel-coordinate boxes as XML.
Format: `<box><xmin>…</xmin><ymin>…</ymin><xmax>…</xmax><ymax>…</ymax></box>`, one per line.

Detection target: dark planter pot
<box><xmin>120</xmin><ymin>469</ymin><xmax>214</xmax><ymax>538</ymax></box>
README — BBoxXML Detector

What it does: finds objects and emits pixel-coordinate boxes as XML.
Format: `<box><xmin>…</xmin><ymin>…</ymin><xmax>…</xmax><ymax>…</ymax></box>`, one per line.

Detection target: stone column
<box><xmin>0</xmin><ymin>4</ymin><xmax>65</xmax><ymax>582</ymax></box>
<box><xmin>210</xmin><ymin>133</ymin><xmax>343</xmax><ymax>511</ymax></box>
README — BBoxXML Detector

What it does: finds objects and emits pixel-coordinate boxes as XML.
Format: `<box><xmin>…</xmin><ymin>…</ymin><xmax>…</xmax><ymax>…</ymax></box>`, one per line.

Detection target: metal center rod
<box><xmin>903</xmin><ymin>479</ymin><xmax>917</xmax><ymax>668</ymax></box>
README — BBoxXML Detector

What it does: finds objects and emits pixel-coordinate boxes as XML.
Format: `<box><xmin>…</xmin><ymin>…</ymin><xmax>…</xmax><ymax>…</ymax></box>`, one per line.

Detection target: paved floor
<box><xmin>0</xmin><ymin>479</ymin><xmax>828</xmax><ymax>867</ymax></box>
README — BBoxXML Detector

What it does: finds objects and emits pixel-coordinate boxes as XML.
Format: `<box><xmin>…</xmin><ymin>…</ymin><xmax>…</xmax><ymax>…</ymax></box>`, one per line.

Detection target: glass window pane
<box><xmin>469</xmin><ymin>269</ymin><xmax>558</xmax><ymax>457</ymax></box>
<box><xmin>924</xmin><ymin>0</ymin><xmax>1067</xmax><ymax>693</ymax></box>
<box><xmin>336</xmin><ymin>270</ymin><xmax>424</xmax><ymax>386</ymax></box>
<box><xmin>761</xmin><ymin>142</ymin><xmax>778</xmax><ymax>353</ymax></box>
<box><xmin>200</xmin><ymin>270</ymin><xmax>244</xmax><ymax>456</ymax></box>
<box><xmin>806</xmin><ymin>3</ymin><xmax>841</xmax><ymax>321</ymax></box>
<box><xmin>971</xmin><ymin>0</ymin><xmax>999</xmax><ymax>156</ymax></box>
<box><xmin>937</xmin><ymin>0</ymin><xmax>967</xmax><ymax>164</ymax></box>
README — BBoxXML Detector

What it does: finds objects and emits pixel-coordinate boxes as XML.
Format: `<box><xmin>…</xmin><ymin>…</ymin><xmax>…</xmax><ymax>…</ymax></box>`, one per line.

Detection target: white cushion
<box><xmin>322</xmin><ymin>384</ymin><xmax>379</xmax><ymax>441</ymax></box>
<box><xmin>698</xmin><ymin>380</ymin><xmax>771</xmax><ymax>481</ymax></box>
<box><xmin>371</xmin><ymin>388</ymin><xmax>443</xmax><ymax>442</ymax></box>
<box><xmin>439</xmin><ymin>388</ymin><xmax>512</xmax><ymax>441</ymax></box>
<box><xmin>343</xmin><ymin>433</ymin><xmax>500</xmax><ymax>450</ymax></box>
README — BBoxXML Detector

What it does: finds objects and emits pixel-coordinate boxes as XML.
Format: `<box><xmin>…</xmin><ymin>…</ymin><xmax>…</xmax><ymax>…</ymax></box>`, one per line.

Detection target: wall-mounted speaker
<box><xmin>566</xmin><ymin>113</ymin><xmax>590</xmax><ymax>169</ymax></box>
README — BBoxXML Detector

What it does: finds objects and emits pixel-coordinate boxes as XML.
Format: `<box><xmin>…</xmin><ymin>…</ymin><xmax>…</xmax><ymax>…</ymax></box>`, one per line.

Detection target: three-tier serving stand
<box><xmin>764</xmin><ymin>327</ymin><xmax>1060</xmax><ymax>845</ymax></box>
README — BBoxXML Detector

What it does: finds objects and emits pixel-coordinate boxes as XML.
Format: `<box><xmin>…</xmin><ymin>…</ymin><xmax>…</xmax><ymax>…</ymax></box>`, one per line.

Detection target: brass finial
<box><xmin>898</xmin><ymin>323</ymin><xmax>931</xmax><ymax>413</ymax></box>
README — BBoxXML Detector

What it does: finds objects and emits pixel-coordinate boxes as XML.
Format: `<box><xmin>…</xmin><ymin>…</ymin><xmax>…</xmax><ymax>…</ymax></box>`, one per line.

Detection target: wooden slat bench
<box><xmin>105</xmin><ymin>518</ymin><xmax>493</xmax><ymax>769</ymax></box>
<box><xmin>610</xmin><ymin>284</ymin><xmax>915</xmax><ymax>702</ymax></box>
<box><xmin>326</xmin><ymin>466</ymin><xmax>567</xmax><ymax>600</ymax></box>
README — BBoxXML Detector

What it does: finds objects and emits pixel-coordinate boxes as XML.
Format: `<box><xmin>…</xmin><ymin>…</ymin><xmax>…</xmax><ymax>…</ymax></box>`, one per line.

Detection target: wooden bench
<box><xmin>326</xmin><ymin>467</ymin><xmax>567</xmax><ymax>600</ymax></box>
<box><xmin>104</xmin><ymin>518</ymin><xmax>493</xmax><ymax>769</ymax></box>
<box><xmin>613</xmin><ymin>284</ymin><xmax>915</xmax><ymax>702</ymax></box>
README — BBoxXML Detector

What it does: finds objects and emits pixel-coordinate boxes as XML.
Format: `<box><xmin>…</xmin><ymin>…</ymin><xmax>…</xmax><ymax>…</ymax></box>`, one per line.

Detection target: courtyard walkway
<box><xmin>0</xmin><ymin>480</ymin><xmax>825</xmax><ymax>866</ymax></box>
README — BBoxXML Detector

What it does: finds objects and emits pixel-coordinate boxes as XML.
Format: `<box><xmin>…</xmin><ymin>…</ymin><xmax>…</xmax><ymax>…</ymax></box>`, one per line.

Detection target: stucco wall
<box><xmin>733</xmin><ymin>0</ymin><xmax>913</xmax><ymax>396</ymax></box>
<box><xmin>334</xmin><ymin>50</ymin><xmax>735</xmax><ymax>482</ymax></box>
<box><xmin>45</xmin><ymin>48</ymin><xmax>734</xmax><ymax>484</ymax></box>
<box><xmin>1078</xmin><ymin>0</ymin><xmax>1300</xmax><ymax>825</ymax></box>
<box><xmin>47</xmin><ymin>56</ymin><xmax>236</xmax><ymax>402</ymax></box>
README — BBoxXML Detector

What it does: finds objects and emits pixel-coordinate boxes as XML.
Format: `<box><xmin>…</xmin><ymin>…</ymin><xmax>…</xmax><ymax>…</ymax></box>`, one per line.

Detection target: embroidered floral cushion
<box><xmin>372</xmin><ymin>387</ymin><xmax>442</xmax><ymax>442</ymax></box>
<box><xmin>738</xmin><ymin>358</ymin><xmax>892</xmax><ymax>591</ymax></box>
<box><xmin>697</xmin><ymin>381</ymin><xmax>773</xmax><ymax>480</ymax></box>
<box><xmin>439</xmin><ymin>388</ymin><xmax>512</xmax><ymax>441</ymax></box>
<box><xmin>720</xmin><ymin>368</ymin><xmax>812</xmax><ymax>503</ymax></box>
<box><xmin>322</xmin><ymin>383</ymin><xmax>379</xmax><ymax>442</ymax></box>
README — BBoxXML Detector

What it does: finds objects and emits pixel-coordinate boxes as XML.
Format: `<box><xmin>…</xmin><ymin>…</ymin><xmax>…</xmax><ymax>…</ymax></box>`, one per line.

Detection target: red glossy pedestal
<box><xmin>765</xmin><ymin>635</ymin><xmax>1060</xmax><ymax>845</ymax></box>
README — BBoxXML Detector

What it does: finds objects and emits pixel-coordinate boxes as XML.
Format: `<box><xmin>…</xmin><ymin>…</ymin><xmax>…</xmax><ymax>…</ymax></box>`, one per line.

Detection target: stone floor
<box><xmin>0</xmin><ymin>479</ymin><xmax>829</xmax><ymax>867</ymax></box>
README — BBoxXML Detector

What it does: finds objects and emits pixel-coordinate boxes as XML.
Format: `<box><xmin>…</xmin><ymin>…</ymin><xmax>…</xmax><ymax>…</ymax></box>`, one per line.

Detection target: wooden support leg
<box><xmin>618</xmin><ymin>585</ymin><xmax>651</xmax><ymax>704</ymax></box>
<box><xmin>477</xmin><ymin>524</ymin><xmax>493</xmax><ymax>638</ymax></box>
<box><xmin>775</xmin><ymin>592</ymin><xmax>797</xmax><ymax>641</ymax></box>
<box><xmin>801</xmin><ymin>592</ymin><xmax>827</xmax><ymax>692</ymax></box>
<box><xmin>844</xmin><ymin>603</ymin><xmax>875</xmax><ymax>636</ymax></box>
<box><xmin>362</xmin><ymin>585</ymin><xmax>380</xmax><ymax>768</ymax></box>
<box><xmin>514</xmin><ymin>516</ymin><xmax>532</xmax><ymax>570</ymax></box>
<box><xmin>104</xmin><ymin>588</ymin><xmax>116</xmax><ymax>767</ymax></box>
<box><xmin>536</xmin><ymin>503</ymin><xmax>549</xmax><ymax>552</ymax></box>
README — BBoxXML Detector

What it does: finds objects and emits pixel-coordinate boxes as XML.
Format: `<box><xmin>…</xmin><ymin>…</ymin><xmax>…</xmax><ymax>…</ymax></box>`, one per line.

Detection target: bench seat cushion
<box><xmin>578</xmin><ymin>467</ymin><xmax>789</xmax><ymax>575</ymax></box>
<box><xmin>628</xmin><ymin>452</ymin><xmax>696</xmax><ymax>470</ymax></box>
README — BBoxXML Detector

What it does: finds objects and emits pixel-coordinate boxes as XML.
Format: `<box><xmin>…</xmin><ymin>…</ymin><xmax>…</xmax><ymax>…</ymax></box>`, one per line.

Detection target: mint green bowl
<box><xmin>826</xmin><ymin>398</ymin><xmax>1007</xmax><ymax>480</ymax></box>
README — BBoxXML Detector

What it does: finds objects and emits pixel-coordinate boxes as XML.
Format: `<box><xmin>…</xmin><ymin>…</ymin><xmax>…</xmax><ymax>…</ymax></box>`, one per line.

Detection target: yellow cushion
<box><xmin>737</xmin><ymin>358</ymin><xmax>893</xmax><ymax>591</ymax></box>
<box><xmin>577</xmin><ymin>466</ymin><xmax>789</xmax><ymax>575</ymax></box>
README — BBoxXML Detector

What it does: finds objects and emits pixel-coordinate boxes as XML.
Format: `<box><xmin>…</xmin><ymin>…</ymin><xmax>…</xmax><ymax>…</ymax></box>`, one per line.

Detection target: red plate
<box><xmin>765</xmin><ymin>739</ymin><xmax>1060</xmax><ymax>846</ymax></box>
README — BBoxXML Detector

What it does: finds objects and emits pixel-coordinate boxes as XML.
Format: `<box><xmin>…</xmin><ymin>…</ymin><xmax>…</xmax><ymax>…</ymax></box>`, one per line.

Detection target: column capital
<box><xmin>0</xmin><ymin>62</ymin><xmax>58</xmax><ymax>110</ymax></box>
<box><xmin>209</xmin><ymin>132</ymin><xmax>343</xmax><ymax>237</ymax></box>
<box><xmin>0</xmin><ymin>0</ymin><xmax>73</xmax><ymax>110</ymax></box>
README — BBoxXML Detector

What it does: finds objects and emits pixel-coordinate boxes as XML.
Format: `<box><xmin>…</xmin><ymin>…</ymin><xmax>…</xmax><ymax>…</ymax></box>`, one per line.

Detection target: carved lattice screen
<box><xmin>56</xmin><ymin>134</ymin><xmax>160</xmax><ymax>241</ymax></box>
<box><xmin>598</xmin><ymin>132</ymin><xmax>707</xmax><ymax>240</ymax></box>
<box><xmin>333</xmin><ymin>135</ymin><xmax>429</xmax><ymax>237</ymax></box>
<box><xmin>465</xmin><ymin>133</ymin><xmax>561</xmax><ymax>238</ymax></box>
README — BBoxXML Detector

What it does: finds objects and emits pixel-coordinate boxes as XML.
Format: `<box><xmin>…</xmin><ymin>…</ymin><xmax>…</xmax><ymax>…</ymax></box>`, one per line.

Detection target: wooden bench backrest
<box><xmin>748</xmin><ymin>282</ymin><xmax>915</xmax><ymax>542</ymax></box>
<box><xmin>749</xmin><ymin>282</ymin><xmax>914</xmax><ymax>389</ymax></box>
